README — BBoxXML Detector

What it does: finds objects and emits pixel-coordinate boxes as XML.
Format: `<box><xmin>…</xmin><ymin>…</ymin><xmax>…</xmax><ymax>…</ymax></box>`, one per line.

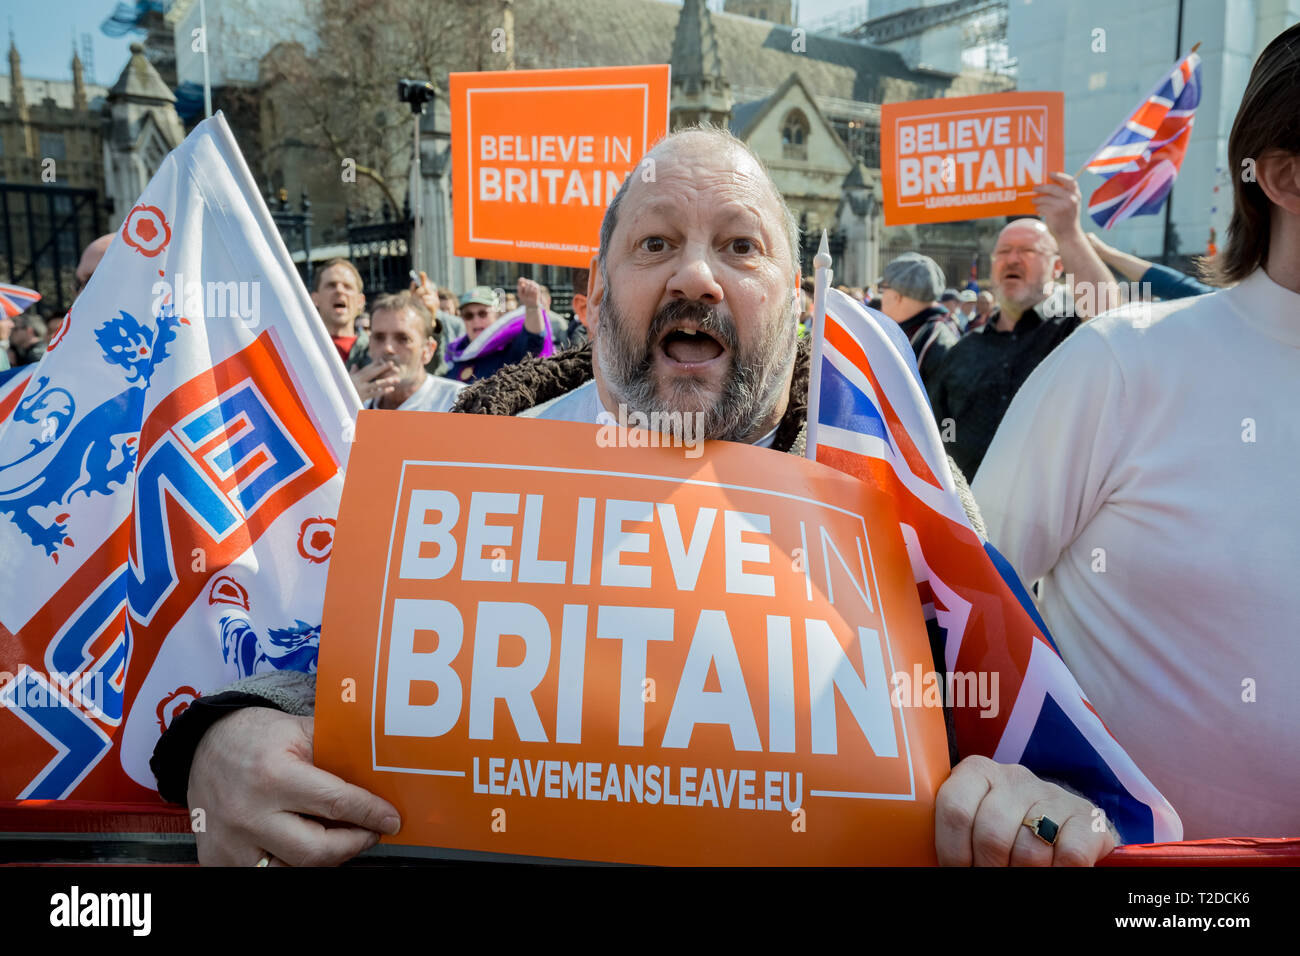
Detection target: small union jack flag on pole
<box><xmin>1084</xmin><ymin>47</ymin><xmax>1202</xmax><ymax>229</ymax></box>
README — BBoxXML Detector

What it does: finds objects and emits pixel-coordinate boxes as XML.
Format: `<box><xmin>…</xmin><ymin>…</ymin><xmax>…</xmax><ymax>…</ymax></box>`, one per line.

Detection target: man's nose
<box><xmin>668</xmin><ymin>246</ymin><xmax>724</xmax><ymax>304</ymax></box>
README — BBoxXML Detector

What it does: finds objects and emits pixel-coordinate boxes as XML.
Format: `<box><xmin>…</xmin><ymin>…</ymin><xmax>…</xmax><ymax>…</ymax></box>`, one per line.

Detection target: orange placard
<box><xmin>315</xmin><ymin>413</ymin><xmax>949</xmax><ymax>865</ymax></box>
<box><xmin>450</xmin><ymin>65</ymin><xmax>670</xmax><ymax>268</ymax></box>
<box><xmin>881</xmin><ymin>91</ymin><xmax>1064</xmax><ymax>226</ymax></box>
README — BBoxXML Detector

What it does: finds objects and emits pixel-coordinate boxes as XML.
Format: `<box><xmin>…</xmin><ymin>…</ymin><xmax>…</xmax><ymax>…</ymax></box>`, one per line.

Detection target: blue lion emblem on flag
<box><xmin>220</xmin><ymin>616</ymin><xmax>321</xmax><ymax>677</ymax></box>
<box><xmin>0</xmin><ymin>307</ymin><xmax>183</xmax><ymax>559</ymax></box>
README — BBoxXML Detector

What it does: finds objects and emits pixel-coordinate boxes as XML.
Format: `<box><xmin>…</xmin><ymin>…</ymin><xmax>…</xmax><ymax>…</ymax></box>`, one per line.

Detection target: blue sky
<box><xmin>2</xmin><ymin>0</ymin><xmax>140</xmax><ymax>86</ymax></box>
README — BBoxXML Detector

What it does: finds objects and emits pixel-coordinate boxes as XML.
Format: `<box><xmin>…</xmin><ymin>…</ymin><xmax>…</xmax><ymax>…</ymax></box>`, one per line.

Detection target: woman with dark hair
<box><xmin>973</xmin><ymin>23</ymin><xmax>1300</xmax><ymax>840</ymax></box>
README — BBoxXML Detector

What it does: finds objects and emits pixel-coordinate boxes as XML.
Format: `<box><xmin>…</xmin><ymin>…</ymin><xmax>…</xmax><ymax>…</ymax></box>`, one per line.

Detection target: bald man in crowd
<box><xmin>927</xmin><ymin>175</ymin><xmax>1121</xmax><ymax>478</ymax></box>
<box><xmin>75</xmin><ymin>234</ymin><xmax>115</xmax><ymax>300</ymax></box>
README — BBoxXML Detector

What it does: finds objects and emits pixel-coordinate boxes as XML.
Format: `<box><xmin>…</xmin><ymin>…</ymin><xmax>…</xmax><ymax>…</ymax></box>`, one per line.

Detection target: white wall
<box><xmin>1010</xmin><ymin>0</ymin><xmax>1300</xmax><ymax>259</ymax></box>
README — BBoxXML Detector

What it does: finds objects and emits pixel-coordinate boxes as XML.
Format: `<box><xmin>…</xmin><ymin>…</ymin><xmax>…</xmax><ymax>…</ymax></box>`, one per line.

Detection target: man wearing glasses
<box><xmin>926</xmin><ymin>173</ymin><xmax>1120</xmax><ymax>478</ymax></box>
<box><xmin>443</xmin><ymin>278</ymin><xmax>549</xmax><ymax>383</ymax></box>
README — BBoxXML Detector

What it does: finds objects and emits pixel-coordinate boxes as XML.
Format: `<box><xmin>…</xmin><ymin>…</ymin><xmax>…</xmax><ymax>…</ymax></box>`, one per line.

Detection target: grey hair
<box><xmin>597</xmin><ymin>124</ymin><xmax>802</xmax><ymax>287</ymax></box>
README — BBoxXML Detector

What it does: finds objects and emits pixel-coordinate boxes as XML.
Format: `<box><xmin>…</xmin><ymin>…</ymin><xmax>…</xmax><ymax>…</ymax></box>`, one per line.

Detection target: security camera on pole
<box><xmin>397</xmin><ymin>79</ymin><xmax>438</xmax><ymax>276</ymax></box>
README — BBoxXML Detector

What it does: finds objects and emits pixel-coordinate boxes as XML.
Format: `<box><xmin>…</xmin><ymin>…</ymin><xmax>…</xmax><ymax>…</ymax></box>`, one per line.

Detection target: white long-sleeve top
<box><xmin>973</xmin><ymin>268</ymin><xmax>1300</xmax><ymax>840</ymax></box>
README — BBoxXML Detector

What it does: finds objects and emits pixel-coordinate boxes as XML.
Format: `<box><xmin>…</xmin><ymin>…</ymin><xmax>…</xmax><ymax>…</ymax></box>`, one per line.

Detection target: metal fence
<box><xmin>0</xmin><ymin>183</ymin><xmax>104</xmax><ymax>315</ymax></box>
<box><xmin>268</xmin><ymin>190</ymin><xmax>314</xmax><ymax>289</ymax></box>
<box><xmin>346</xmin><ymin>205</ymin><xmax>413</xmax><ymax>297</ymax></box>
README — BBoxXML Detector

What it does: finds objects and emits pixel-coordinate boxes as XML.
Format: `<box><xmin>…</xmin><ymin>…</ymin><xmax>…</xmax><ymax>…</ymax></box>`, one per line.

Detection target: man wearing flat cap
<box><xmin>876</xmin><ymin>253</ymin><xmax>960</xmax><ymax>386</ymax></box>
<box><xmin>443</xmin><ymin>278</ymin><xmax>552</xmax><ymax>383</ymax></box>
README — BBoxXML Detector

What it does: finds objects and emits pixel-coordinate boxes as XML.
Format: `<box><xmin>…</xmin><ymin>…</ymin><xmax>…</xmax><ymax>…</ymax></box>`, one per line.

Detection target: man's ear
<box><xmin>1256</xmin><ymin>152</ymin><xmax>1300</xmax><ymax>215</ymax></box>
<box><xmin>587</xmin><ymin>253</ymin><xmax>604</xmax><ymax>333</ymax></box>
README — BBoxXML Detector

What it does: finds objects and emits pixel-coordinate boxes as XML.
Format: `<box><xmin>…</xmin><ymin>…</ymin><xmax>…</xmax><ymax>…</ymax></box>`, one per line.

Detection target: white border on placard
<box><xmin>466</xmin><ymin>84</ymin><xmax>650</xmax><ymax>247</ymax></box>
<box><xmin>892</xmin><ymin>105</ymin><xmax>1050</xmax><ymax>208</ymax></box>
<box><xmin>368</xmin><ymin>459</ymin><xmax>919</xmax><ymax>804</ymax></box>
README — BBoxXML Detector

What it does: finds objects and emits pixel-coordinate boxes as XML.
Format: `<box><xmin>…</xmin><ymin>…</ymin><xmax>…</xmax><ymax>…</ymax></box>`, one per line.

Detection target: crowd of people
<box><xmin>294</xmin><ymin>254</ymin><xmax>592</xmax><ymax>412</ymax></box>
<box><xmin>6</xmin><ymin>18</ymin><xmax>1296</xmax><ymax>868</ymax></box>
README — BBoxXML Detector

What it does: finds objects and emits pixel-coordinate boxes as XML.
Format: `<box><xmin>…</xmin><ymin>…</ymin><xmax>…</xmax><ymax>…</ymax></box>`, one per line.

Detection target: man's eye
<box><xmin>729</xmin><ymin>238</ymin><xmax>756</xmax><ymax>254</ymax></box>
<box><xmin>640</xmin><ymin>237</ymin><xmax>667</xmax><ymax>253</ymax></box>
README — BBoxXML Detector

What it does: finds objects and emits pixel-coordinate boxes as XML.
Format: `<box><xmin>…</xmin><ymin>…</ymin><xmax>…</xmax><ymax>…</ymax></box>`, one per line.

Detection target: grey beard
<box><xmin>595</xmin><ymin>287</ymin><xmax>796</xmax><ymax>444</ymax></box>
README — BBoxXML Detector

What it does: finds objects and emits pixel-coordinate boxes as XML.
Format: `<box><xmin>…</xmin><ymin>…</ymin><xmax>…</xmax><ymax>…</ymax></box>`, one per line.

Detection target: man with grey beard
<box><xmin>498</xmin><ymin>127</ymin><xmax>802</xmax><ymax>450</ymax></box>
<box><xmin>154</xmin><ymin>126</ymin><xmax>1119</xmax><ymax>869</ymax></box>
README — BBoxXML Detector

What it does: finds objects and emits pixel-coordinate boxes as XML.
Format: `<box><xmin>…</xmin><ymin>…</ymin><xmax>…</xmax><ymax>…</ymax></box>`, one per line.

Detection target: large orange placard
<box><xmin>881</xmin><ymin>91</ymin><xmax>1064</xmax><ymax>226</ymax></box>
<box><xmin>450</xmin><ymin>65</ymin><xmax>670</xmax><ymax>268</ymax></box>
<box><xmin>314</xmin><ymin>412</ymin><xmax>950</xmax><ymax>865</ymax></box>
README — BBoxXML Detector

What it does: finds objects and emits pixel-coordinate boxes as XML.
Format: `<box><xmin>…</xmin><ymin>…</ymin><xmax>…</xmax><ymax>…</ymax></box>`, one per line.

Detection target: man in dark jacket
<box><xmin>876</xmin><ymin>253</ymin><xmax>959</xmax><ymax>387</ymax></box>
<box><xmin>926</xmin><ymin>175</ymin><xmax>1122</xmax><ymax>480</ymax></box>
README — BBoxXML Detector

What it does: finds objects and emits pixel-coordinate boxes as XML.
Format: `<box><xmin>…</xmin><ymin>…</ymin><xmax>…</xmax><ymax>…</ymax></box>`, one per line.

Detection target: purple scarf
<box><xmin>445</xmin><ymin>306</ymin><xmax>555</xmax><ymax>366</ymax></box>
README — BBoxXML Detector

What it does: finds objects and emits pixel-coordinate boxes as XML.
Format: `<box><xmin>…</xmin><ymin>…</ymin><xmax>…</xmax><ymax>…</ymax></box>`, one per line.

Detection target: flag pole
<box><xmin>199</xmin><ymin>0</ymin><xmax>213</xmax><ymax>119</ymax></box>
<box><xmin>805</xmin><ymin>230</ymin><xmax>833</xmax><ymax>461</ymax></box>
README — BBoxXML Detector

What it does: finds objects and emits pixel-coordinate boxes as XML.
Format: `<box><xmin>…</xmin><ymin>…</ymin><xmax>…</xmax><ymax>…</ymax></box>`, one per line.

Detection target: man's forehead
<box><xmin>321</xmin><ymin>266</ymin><xmax>358</xmax><ymax>286</ymax></box>
<box><xmin>372</xmin><ymin>307</ymin><xmax>418</xmax><ymax>331</ymax></box>
<box><xmin>623</xmin><ymin>139</ymin><xmax>780</xmax><ymax>221</ymax></box>
<box><xmin>998</xmin><ymin>220</ymin><xmax>1057</xmax><ymax>251</ymax></box>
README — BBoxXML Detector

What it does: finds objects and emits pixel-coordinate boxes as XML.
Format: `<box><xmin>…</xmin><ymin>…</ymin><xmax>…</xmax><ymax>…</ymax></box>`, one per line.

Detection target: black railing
<box><xmin>799</xmin><ymin>219</ymin><xmax>846</xmax><ymax>279</ymax></box>
<box><xmin>0</xmin><ymin>183</ymin><xmax>104</xmax><ymax>315</ymax></box>
<box><xmin>346</xmin><ymin>204</ymin><xmax>413</xmax><ymax>297</ymax></box>
<box><xmin>267</xmin><ymin>189</ymin><xmax>314</xmax><ymax>289</ymax></box>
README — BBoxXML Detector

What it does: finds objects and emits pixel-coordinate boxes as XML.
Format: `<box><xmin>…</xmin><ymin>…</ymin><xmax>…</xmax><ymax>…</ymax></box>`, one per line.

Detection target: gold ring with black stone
<box><xmin>1024</xmin><ymin>815</ymin><xmax>1060</xmax><ymax>846</ymax></box>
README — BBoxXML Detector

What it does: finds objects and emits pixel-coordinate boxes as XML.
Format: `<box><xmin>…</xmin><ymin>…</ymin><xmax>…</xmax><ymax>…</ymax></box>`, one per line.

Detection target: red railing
<box><xmin>3</xmin><ymin>801</ymin><xmax>1298</xmax><ymax>865</ymax></box>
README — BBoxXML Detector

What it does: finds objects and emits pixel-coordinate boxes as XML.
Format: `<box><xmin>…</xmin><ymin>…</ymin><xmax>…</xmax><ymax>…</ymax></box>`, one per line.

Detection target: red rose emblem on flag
<box><xmin>156</xmin><ymin>686</ymin><xmax>201</xmax><ymax>733</ymax></box>
<box><xmin>297</xmin><ymin>517</ymin><xmax>336</xmax><ymax>563</ymax></box>
<box><xmin>121</xmin><ymin>204</ymin><xmax>172</xmax><ymax>257</ymax></box>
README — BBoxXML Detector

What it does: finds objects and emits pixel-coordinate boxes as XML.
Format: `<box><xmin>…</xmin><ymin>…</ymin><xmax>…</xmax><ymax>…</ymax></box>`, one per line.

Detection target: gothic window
<box><xmin>782</xmin><ymin>109</ymin><xmax>809</xmax><ymax>161</ymax></box>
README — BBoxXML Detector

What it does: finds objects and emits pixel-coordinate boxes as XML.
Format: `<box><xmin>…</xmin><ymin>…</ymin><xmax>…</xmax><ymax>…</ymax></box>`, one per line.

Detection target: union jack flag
<box><xmin>1085</xmin><ymin>50</ymin><xmax>1202</xmax><ymax>229</ymax></box>
<box><xmin>807</xmin><ymin>285</ymin><xmax>1183</xmax><ymax>844</ymax></box>
<box><xmin>0</xmin><ymin>283</ymin><xmax>41</xmax><ymax>319</ymax></box>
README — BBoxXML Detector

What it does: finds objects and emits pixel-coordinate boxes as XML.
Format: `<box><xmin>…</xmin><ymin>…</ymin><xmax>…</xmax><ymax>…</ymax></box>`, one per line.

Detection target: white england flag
<box><xmin>0</xmin><ymin>113</ymin><xmax>359</xmax><ymax>801</ymax></box>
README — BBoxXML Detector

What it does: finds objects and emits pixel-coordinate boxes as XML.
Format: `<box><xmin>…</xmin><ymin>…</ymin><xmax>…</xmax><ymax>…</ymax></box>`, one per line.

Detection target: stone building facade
<box><xmin>1</xmin><ymin>40</ymin><xmax>184</xmax><ymax>309</ymax></box>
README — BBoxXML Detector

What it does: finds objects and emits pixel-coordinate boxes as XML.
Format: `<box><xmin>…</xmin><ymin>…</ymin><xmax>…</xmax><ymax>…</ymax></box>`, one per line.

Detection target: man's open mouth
<box><xmin>999</xmin><ymin>268</ymin><xmax>1024</xmax><ymax>282</ymax></box>
<box><xmin>658</xmin><ymin>322</ymin><xmax>727</xmax><ymax>367</ymax></box>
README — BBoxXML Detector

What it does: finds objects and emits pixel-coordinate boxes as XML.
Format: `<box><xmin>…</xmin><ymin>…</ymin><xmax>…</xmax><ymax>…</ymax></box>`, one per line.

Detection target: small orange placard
<box><xmin>450</xmin><ymin>65</ymin><xmax>670</xmax><ymax>268</ymax></box>
<box><xmin>314</xmin><ymin>412</ymin><xmax>949</xmax><ymax>865</ymax></box>
<box><xmin>881</xmin><ymin>91</ymin><xmax>1064</xmax><ymax>226</ymax></box>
